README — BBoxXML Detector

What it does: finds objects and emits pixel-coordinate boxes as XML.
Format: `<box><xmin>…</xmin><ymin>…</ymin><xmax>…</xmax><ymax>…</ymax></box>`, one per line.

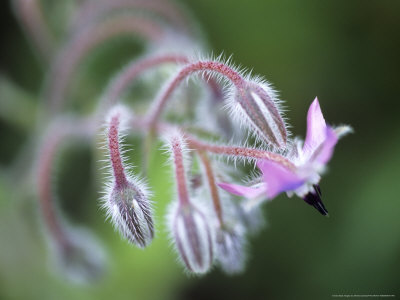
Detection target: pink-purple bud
<box><xmin>169</xmin><ymin>202</ymin><xmax>214</xmax><ymax>274</ymax></box>
<box><xmin>233</xmin><ymin>82</ymin><xmax>287</xmax><ymax>148</ymax></box>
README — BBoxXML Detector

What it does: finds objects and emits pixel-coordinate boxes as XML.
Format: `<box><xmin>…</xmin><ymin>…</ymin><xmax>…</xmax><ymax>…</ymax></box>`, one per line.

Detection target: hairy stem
<box><xmin>99</xmin><ymin>54</ymin><xmax>189</xmax><ymax>114</ymax></box>
<box><xmin>147</xmin><ymin>60</ymin><xmax>246</xmax><ymax>129</ymax></box>
<box><xmin>108</xmin><ymin>112</ymin><xmax>128</xmax><ymax>188</ymax></box>
<box><xmin>170</xmin><ymin>135</ymin><xmax>190</xmax><ymax>206</ymax></box>
<box><xmin>131</xmin><ymin>118</ymin><xmax>296</xmax><ymax>171</ymax></box>
<box><xmin>197</xmin><ymin>151</ymin><xmax>224</xmax><ymax>226</ymax></box>
<box><xmin>188</xmin><ymin>136</ymin><xmax>295</xmax><ymax>171</ymax></box>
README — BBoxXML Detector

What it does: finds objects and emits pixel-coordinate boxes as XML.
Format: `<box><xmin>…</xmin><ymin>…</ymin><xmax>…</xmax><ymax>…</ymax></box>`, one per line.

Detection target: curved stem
<box><xmin>130</xmin><ymin>118</ymin><xmax>295</xmax><ymax>171</ymax></box>
<box><xmin>187</xmin><ymin>136</ymin><xmax>295</xmax><ymax>171</ymax></box>
<box><xmin>98</xmin><ymin>54</ymin><xmax>225</xmax><ymax>124</ymax></box>
<box><xmin>197</xmin><ymin>150</ymin><xmax>224</xmax><ymax>227</ymax></box>
<box><xmin>37</xmin><ymin>119</ymin><xmax>93</xmax><ymax>248</ymax></box>
<box><xmin>45</xmin><ymin>15</ymin><xmax>163</xmax><ymax>114</ymax></box>
<box><xmin>70</xmin><ymin>0</ymin><xmax>193</xmax><ymax>36</ymax></box>
<box><xmin>12</xmin><ymin>0</ymin><xmax>55</xmax><ymax>62</ymax></box>
<box><xmin>99</xmin><ymin>54</ymin><xmax>189</xmax><ymax>114</ymax></box>
<box><xmin>147</xmin><ymin>60</ymin><xmax>246</xmax><ymax>130</ymax></box>
<box><xmin>37</xmin><ymin>128</ymin><xmax>69</xmax><ymax>248</ymax></box>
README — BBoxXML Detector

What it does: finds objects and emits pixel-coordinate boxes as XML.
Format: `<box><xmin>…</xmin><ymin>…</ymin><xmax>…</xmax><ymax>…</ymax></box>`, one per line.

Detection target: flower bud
<box><xmin>169</xmin><ymin>201</ymin><xmax>214</xmax><ymax>274</ymax></box>
<box><xmin>106</xmin><ymin>181</ymin><xmax>154</xmax><ymax>248</ymax></box>
<box><xmin>53</xmin><ymin>227</ymin><xmax>107</xmax><ymax>284</ymax></box>
<box><xmin>215</xmin><ymin>224</ymin><xmax>247</xmax><ymax>274</ymax></box>
<box><xmin>102</xmin><ymin>105</ymin><xmax>154</xmax><ymax>248</ymax></box>
<box><xmin>233</xmin><ymin>82</ymin><xmax>287</xmax><ymax>148</ymax></box>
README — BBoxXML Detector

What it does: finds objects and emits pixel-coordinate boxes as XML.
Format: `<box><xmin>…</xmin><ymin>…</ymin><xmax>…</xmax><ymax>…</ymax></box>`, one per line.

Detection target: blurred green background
<box><xmin>1</xmin><ymin>0</ymin><xmax>399</xmax><ymax>299</ymax></box>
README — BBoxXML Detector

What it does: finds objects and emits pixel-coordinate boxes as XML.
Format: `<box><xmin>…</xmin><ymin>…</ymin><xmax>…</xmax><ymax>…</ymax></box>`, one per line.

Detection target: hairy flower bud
<box><xmin>215</xmin><ymin>224</ymin><xmax>247</xmax><ymax>274</ymax></box>
<box><xmin>169</xmin><ymin>201</ymin><xmax>214</xmax><ymax>274</ymax></box>
<box><xmin>102</xmin><ymin>106</ymin><xmax>154</xmax><ymax>248</ymax></box>
<box><xmin>232</xmin><ymin>81</ymin><xmax>287</xmax><ymax>148</ymax></box>
<box><xmin>107</xmin><ymin>181</ymin><xmax>154</xmax><ymax>248</ymax></box>
<box><xmin>53</xmin><ymin>227</ymin><xmax>107</xmax><ymax>284</ymax></box>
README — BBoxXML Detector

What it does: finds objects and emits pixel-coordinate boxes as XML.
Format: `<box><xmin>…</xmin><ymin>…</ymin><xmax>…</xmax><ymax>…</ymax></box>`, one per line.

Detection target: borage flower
<box><xmin>218</xmin><ymin>98</ymin><xmax>351</xmax><ymax>216</ymax></box>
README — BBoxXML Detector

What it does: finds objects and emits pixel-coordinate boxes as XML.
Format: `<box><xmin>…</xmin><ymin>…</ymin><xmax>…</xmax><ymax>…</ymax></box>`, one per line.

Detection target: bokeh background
<box><xmin>1</xmin><ymin>0</ymin><xmax>399</xmax><ymax>299</ymax></box>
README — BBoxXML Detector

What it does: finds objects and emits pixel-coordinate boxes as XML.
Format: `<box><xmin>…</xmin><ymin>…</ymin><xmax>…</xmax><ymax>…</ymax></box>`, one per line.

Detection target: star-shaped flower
<box><xmin>218</xmin><ymin>98</ymin><xmax>351</xmax><ymax>215</ymax></box>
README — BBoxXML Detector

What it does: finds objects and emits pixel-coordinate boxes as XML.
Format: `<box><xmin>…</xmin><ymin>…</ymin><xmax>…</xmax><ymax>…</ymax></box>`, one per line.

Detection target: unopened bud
<box><xmin>103</xmin><ymin>105</ymin><xmax>154</xmax><ymax>248</ymax></box>
<box><xmin>233</xmin><ymin>82</ymin><xmax>287</xmax><ymax>148</ymax></box>
<box><xmin>169</xmin><ymin>202</ymin><xmax>214</xmax><ymax>274</ymax></box>
<box><xmin>106</xmin><ymin>181</ymin><xmax>154</xmax><ymax>248</ymax></box>
<box><xmin>215</xmin><ymin>224</ymin><xmax>247</xmax><ymax>274</ymax></box>
<box><xmin>53</xmin><ymin>227</ymin><xmax>106</xmax><ymax>284</ymax></box>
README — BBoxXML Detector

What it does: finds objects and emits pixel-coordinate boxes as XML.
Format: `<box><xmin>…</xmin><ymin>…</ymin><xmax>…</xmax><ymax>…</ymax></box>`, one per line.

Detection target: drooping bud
<box><xmin>107</xmin><ymin>181</ymin><xmax>154</xmax><ymax>247</ymax></box>
<box><xmin>102</xmin><ymin>106</ymin><xmax>154</xmax><ymax>247</ymax></box>
<box><xmin>169</xmin><ymin>201</ymin><xmax>214</xmax><ymax>274</ymax></box>
<box><xmin>215</xmin><ymin>224</ymin><xmax>247</xmax><ymax>274</ymax></box>
<box><xmin>53</xmin><ymin>226</ymin><xmax>107</xmax><ymax>284</ymax></box>
<box><xmin>232</xmin><ymin>81</ymin><xmax>287</xmax><ymax>148</ymax></box>
<box><xmin>165</xmin><ymin>130</ymin><xmax>214</xmax><ymax>274</ymax></box>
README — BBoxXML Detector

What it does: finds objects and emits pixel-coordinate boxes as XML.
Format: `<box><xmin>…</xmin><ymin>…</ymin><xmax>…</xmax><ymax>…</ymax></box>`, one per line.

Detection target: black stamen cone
<box><xmin>303</xmin><ymin>185</ymin><xmax>329</xmax><ymax>216</ymax></box>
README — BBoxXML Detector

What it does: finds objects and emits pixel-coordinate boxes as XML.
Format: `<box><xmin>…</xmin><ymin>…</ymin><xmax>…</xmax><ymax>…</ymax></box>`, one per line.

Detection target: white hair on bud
<box><xmin>99</xmin><ymin>105</ymin><xmax>154</xmax><ymax>248</ymax></box>
<box><xmin>102</xmin><ymin>180</ymin><xmax>154</xmax><ymax>248</ymax></box>
<box><xmin>215</xmin><ymin>222</ymin><xmax>247</xmax><ymax>275</ymax></box>
<box><xmin>163</xmin><ymin>129</ymin><xmax>216</xmax><ymax>274</ymax></box>
<box><xmin>166</xmin><ymin>200</ymin><xmax>215</xmax><ymax>275</ymax></box>
<box><xmin>224</xmin><ymin>76</ymin><xmax>291</xmax><ymax>150</ymax></box>
<box><xmin>255</xmin><ymin>79</ymin><xmax>292</xmax><ymax>137</ymax></box>
<box><xmin>147</xmin><ymin>52</ymin><xmax>264</xmax><ymax>136</ymax></box>
<box><xmin>192</xmin><ymin>155</ymin><xmax>251</xmax><ymax>274</ymax></box>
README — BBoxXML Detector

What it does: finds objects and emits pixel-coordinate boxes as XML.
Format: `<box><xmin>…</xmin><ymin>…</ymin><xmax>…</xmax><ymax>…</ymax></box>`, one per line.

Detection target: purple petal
<box><xmin>303</xmin><ymin>98</ymin><xmax>327</xmax><ymax>155</ymax></box>
<box><xmin>218</xmin><ymin>182</ymin><xmax>266</xmax><ymax>199</ymax></box>
<box><xmin>312</xmin><ymin>126</ymin><xmax>339</xmax><ymax>164</ymax></box>
<box><xmin>257</xmin><ymin>160</ymin><xmax>305</xmax><ymax>199</ymax></box>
